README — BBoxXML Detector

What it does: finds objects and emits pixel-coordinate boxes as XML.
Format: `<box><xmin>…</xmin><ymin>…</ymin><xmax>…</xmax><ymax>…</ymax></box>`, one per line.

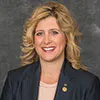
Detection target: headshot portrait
<box><xmin>0</xmin><ymin>1</ymin><xmax>100</xmax><ymax>100</ymax></box>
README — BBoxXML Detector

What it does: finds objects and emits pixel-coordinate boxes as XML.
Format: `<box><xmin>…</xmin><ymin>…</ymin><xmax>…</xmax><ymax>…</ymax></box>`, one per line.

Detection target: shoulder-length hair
<box><xmin>20</xmin><ymin>1</ymin><xmax>86</xmax><ymax>70</ymax></box>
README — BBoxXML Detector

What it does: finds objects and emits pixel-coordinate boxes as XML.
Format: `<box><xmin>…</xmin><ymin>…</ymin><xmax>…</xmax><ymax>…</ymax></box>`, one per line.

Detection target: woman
<box><xmin>1</xmin><ymin>1</ymin><xmax>100</xmax><ymax>100</ymax></box>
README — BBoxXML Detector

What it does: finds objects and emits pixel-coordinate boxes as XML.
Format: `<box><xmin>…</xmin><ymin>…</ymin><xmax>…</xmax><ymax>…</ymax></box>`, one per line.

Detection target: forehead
<box><xmin>36</xmin><ymin>16</ymin><xmax>60</xmax><ymax>31</ymax></box>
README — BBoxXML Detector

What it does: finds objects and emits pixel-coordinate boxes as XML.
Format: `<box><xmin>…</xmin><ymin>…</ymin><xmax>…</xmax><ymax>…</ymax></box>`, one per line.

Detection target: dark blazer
<box><xmin>1</xmin><ymin>59</ymin><xmax>100</xmax><ymax>100</ymax></box>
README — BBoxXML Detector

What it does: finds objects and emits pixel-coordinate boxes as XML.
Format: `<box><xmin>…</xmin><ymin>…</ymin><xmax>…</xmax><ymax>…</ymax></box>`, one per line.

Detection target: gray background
<box><xmin>0</xmin><ymin>0</ymin><xmax>100</xmax><ymax>96</ymax></box>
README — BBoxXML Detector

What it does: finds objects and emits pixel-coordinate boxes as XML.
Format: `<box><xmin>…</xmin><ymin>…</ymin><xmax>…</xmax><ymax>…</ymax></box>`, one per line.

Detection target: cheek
<box><xmin>34</xmin><ymin>37</ymin><xmax>42</xmax><ymax>46</ymax></box>
<box><xmin>58</xmin><ymin>35</ymin><xmax>66</xmax><ymax>46</ymax></box>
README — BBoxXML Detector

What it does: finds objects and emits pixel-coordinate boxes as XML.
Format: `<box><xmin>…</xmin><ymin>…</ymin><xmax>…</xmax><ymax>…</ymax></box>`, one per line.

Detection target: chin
<box><xmin>40</xmin><ymin>55</ymin><xmax>63</xmax><ymax>62</ymax></box>
<box><xmin>41</xmin><ymin>58</ymin><xmax>56</xmax><ymax>62</ymax></box>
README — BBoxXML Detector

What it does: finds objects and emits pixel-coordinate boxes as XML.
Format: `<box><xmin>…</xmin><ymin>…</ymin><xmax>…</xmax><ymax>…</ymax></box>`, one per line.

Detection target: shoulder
<box><xmin>7</xmin><ymin>61</ymin><xmax>39</xmax><ymax>82</ymax></box>
<box><xmin>76</xmin><ymin>68</ymin><xmax>100</xmax><ymax>87</ymax></box>
<box><xmin>78</xmin><ymin>68</ymin><xmax>99</xmax><ymax>80</ymax></box>
<box><xmin>64</xmin><ymin>59</ymin><xmax>100</xmax><ymax>85</ymax></box>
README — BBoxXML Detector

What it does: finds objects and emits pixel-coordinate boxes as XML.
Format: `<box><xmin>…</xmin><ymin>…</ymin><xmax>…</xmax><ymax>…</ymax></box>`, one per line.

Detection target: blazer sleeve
<box><xmin>86</xmin><ymin>76</ymin><xmax>100</xmax><ymax>100</ymax></box>
<box><xmin>1</xmin><ymin>72</ymin><xmax>13</xmax><ymax>100</ymax></box>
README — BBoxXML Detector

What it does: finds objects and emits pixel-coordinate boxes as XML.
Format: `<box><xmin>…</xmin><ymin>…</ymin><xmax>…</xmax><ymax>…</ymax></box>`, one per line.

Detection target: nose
<box><xmin>43</xmin><ymin>33</ymin><xmax>51</xmax><ymax>44</ymax></box>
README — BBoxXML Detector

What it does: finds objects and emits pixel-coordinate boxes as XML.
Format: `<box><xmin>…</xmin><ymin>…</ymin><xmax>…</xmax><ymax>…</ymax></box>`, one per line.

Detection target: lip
<box><xmin>42</xmin><ymin>46</ymin><xmax>56</xmax><ymax>52</ymax></box>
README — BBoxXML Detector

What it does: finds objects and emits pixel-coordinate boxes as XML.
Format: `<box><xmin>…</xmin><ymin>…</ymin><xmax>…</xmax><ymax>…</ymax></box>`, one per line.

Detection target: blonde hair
<box><xmin>20</xmin><ymin>1</ymin><xmax>87</xmax><ymax>70</ymax></box>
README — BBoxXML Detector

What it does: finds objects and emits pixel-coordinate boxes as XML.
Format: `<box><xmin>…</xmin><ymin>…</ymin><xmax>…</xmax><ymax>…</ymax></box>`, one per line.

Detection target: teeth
<box><xmin>43</xmin><ymin>47</ymin><xmax>54</xmax><ymax>51</ymax></box>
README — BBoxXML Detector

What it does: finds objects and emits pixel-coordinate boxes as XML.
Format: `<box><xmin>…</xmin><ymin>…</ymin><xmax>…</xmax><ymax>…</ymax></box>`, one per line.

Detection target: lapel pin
<box><xmin>62</xmin><ymin>84</ymin><xmax>68</xmax><ymax>92</ymax></box>
<box><xmin>62</xmin><ymin>87</ymin><xmax>67</xmax><ymax>92</ymax></box>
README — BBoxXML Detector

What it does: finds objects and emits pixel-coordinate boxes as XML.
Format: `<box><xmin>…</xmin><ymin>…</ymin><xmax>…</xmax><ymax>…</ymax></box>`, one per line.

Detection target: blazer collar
<box><xmin>62</xmin><ymin>58</ymin><xmax>79</xmax><ymax>80</ymax></box>
<box><xmin>54</xmin><ymin>58</ymin><xmax>78</xmax><ymax>100</ymax></box>
<box><xmin>21</xmin><ymin>62</ymin><xmax>41</xmax><ymax>100</ymax></box>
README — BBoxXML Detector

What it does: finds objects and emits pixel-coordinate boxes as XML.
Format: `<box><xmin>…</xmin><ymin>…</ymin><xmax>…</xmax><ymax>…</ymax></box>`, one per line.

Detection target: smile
<box><xmin>42</xmin><ymin>47</ymin><xmax>55</xmax><ymax>51</ymax></box>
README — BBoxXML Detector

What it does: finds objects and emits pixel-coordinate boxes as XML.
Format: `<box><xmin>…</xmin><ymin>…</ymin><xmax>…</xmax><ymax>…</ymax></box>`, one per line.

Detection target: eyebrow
<box><xmin>35</xmin><ymin>28</ymin><xmax>61</xmax><ymax>32</ymax></box>
<box><xmin>35</xmin><ymin>30</ymin><xmax>44</xmax><ymax>33</ymax></box>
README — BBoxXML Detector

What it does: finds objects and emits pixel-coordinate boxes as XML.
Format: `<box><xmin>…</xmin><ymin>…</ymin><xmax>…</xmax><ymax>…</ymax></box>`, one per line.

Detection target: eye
<box><xmin>51</xmin><ymin>30</ymin><xmax>59</xmax><ymax>35</ymax></box>
<box><xmin>35</xmin><ymin>32</ymin><xmax>43</xmax><ymax>36</ymax></box>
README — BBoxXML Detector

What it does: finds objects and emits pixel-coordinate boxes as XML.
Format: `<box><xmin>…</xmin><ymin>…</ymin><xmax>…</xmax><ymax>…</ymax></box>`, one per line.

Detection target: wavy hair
<box><xmin>20</xmin><ymin>1</ymin><xmax>87</xmax><ymax>70</ymax></box>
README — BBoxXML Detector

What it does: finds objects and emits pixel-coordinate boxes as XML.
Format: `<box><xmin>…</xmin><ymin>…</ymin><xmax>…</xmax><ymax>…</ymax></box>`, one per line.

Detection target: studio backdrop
<box><xmin>0</xmin><ymin>0</ymin><xmax>100</xmax><ymax>96</ymax></box>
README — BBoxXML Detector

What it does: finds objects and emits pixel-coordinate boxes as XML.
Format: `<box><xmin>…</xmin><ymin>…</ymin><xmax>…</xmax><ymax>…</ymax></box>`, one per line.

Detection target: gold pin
<box><xmin>62</xmin><ymin>87</ymin><xmax>67</xmax><ymax>92</ymax></box>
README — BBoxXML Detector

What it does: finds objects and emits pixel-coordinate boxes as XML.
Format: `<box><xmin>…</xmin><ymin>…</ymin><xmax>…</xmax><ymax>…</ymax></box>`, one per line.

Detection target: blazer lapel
<box><xmin>21</xmin><ymin>62</ymin><xmax>41</xmax><ymax>100</ymax></box>
<box><xmin>54</xmin><ymin>59</ymin><xmax>77</xmax><ymax>100</ymax></box>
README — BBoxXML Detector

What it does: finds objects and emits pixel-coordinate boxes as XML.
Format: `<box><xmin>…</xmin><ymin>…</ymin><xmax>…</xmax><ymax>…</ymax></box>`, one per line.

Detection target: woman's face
<box><xmin>34</xmin><ymin>17</ymin><xmax>66</xmax><ymax>62</ymax></box>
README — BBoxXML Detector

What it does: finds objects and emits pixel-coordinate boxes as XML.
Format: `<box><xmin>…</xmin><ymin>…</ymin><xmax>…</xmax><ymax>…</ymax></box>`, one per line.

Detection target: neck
<box><xmin>40</xmin><ymin>57</ymin><xmax>64</xmax><ymax>73</ymax></box>
<box><xmin>39</xmin><ymin>57</ymin><xmax>64</xmax><ymax>84</ymax></box>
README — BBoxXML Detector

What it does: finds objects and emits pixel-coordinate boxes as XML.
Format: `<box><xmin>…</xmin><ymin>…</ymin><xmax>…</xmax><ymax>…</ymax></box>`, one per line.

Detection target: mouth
<box><xmin>42</xmin><ymin>46</ymin><xmax>56</xmax><ymax>52</ymax></box>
